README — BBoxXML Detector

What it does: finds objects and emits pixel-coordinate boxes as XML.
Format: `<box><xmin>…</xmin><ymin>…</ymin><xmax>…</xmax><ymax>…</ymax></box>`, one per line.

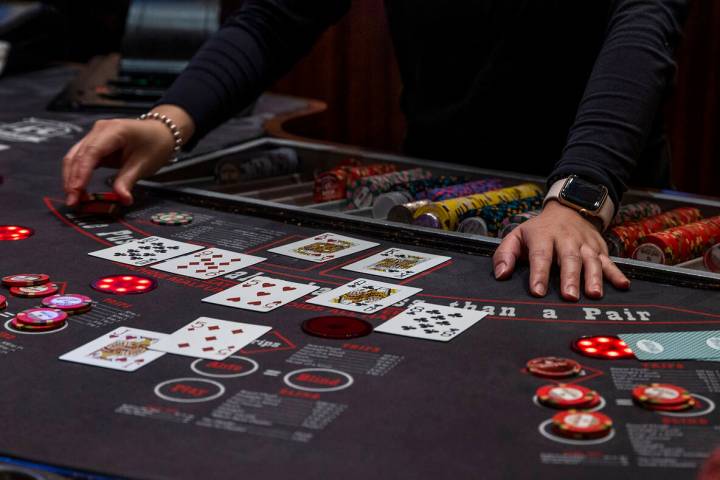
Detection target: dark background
<box><xmin>6</xmin><ymin>0</ymin><xmax>719</xmax><ymax>197</ymax></box>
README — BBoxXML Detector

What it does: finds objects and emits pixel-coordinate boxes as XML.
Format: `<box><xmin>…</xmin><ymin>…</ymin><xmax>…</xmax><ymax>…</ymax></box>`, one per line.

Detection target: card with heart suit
<box><xmin>619</xmin><ymin>330</ymin><xmax>720</xmax><ymax>361</ymax></box>
<box><xmin>59</xmin><ymin>327</ymin><xmax>167</xmax><ymax>371</ymax></box>
<box><xmin>342</xmin><ymin>248</ymin><xmax>451</xmax><ymax>280</ymax></box>
<box><xmin>151</xmin><ymin>247</ymin><xmax>266</xmax><ymax>279</ymax></box>
<box><xmin>150</xmin><ymin>317</ymin><xmax>271</xmax><ymax>360</ymax></box>
<box><xmin>306</xmin><ymin>278</ymin><xmax>421</xmax><ymax>314</ymax></box>
<box><xmin>267</xmin><ymin>232</ymin><xmax>379</xmax><ymax>263</ymax></box>
<box><xmin>201</xmin><ymin>276</ymin><xmax>319</xmax><ymax>312</ymax></box>
<box><xmin>374</xmin><ymin>302</ymin><xmax>488</xmax><ymax>342</ymax></box>
<box><xmin>88</xmin><ymin>236</ymin><xmax>204</xmax><ymax>266</ymax></box>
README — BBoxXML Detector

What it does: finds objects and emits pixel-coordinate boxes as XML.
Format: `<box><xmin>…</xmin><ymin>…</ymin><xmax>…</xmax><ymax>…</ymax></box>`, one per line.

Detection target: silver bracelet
<box><xmin>138</xmin><ymin>112</ymin><xmax>183</xmax><ymax>163</ymax></box>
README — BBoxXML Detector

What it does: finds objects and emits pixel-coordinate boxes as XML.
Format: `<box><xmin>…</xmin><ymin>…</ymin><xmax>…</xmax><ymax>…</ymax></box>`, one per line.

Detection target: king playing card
<box><xmin>307</xmin><ymin>278</ymin><xmax>421</xmax><ymax>313</ymax></box>
<box><xmin>342</xmin><ymin>248</ymin><xmax>451</xmax><ymax>279</ymax></box>
<box><xmin>267</xmin><ymin>232</ymin><xmax>378</xmax><ymax>263</ymax></box>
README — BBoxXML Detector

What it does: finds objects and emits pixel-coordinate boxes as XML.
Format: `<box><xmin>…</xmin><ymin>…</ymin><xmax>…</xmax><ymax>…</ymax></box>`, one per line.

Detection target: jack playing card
<box><xmin>306</xmin><ymin>278</ymin><xmax>421</xmax><ymax>314</ymax></box>
<box><xmin>202</xmin><ymin>276</ymin><xmax>319</xmax><ymax>312</ymax></box>
<box><xmin>150</xmin><ymin>317</ymin><xmax>271</xmax><ymax>360</ymax></box>
<box><xmin>88</xmin><ymin>236</ymin><xmax>204</xmax><ymax>266</ymax></box>
<box><xmin>151</xmin><ymin>247</ymin><xmax>266</xmax><ymax>279</ymax></box>
<box><xmin>267</xmin><ymin>232</ymin><xmax>378</xmax><ymax>263</ymax></box>
<box><xmin>374</xmin><ymin>302</ymin><xmax>487</xmax><ymax>342</ymax></box>
<box><xmin>342</xmin><ymin>248</ymin><xmax>451</xmax><ymax>279</ymax></box>
<box><xmin>59</xmin><ymin>327</ymin><xmax>167</xmax><ymax>371</ymax></box>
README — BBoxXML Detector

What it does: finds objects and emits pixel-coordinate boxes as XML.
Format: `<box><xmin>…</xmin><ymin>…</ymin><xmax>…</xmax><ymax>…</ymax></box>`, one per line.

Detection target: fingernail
<box><xmin>534</xmin><ymin>282</ymin><xmax>546</xmax><ymax>296</ymax></box>
<box><xmin>494</xmin><ymin>262</ymin><xmax>506</xmax><ymax>278</ymax></box>
<box><xmin>567</xmin><ymin>286</ymin><xmax>578</xmax><ymax>299</ymax></box>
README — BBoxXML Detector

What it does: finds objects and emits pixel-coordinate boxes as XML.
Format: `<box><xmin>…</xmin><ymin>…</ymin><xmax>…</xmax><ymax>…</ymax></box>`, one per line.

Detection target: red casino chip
<box><xmin>2</xmin><ymin>273</ymin><xmax>50</xmax><ymax>287</ymax></box>
<box><xmin>572</xmin><ymin>335</ymin><xmax>635</xmax><ymax>359</ymax></box>
<box><xmin>632</xmin><ymin>384</ymin><xmax>691</xmax><ymax>406</ymax></box>
<box><xmin>41</xmin><ymin>294</ymin><xmax>92</xmax><ymax>311</ymax></box>
<box><xmin>0</xmin><ymin>225</ymin><xmax>34</xmax><ymax>241</ymax></box>
<box><xmin>0</xmin><ymin>294</ymin><xmax>7</xmax><ymax>310</ymax></box>
<box><xmin>526</xmin><ymin>356</ymin><xmax>581</xmax><ymax>379</ymax></box>
<box><xmin>551</xmin><ymin>410</ymin><xmax>613</xmax><ymax>439</ymax></box>
<box><xmin>536</xmin><ymin>384</ymin><xmax>598</xmax><ymax>409</ymax></box>
<box><xmin>14</xmin><ymin>307</ymin><xmax>68</xmax><ymax>327</ymax></box>
<box><xmin>9</xmin><ymin>283</ymin><xmax>59</xmax><ymax>298</ymax></box>
<box><xmin>90</xmin><ymin>275</ymin><xmax>158</xmax><ymax>295</ymax></box>
<box><xmin>301</xmin><ymin>316</ymin><xmax>373</xmax><ymax>339</ymax></box>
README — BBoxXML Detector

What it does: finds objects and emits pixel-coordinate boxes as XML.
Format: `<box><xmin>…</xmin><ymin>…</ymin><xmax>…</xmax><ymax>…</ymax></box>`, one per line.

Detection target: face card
<box><xmin>150</xmin><ymin>317</ymin><xmax>271</xmax><ymax>360</ymax></box>
<box><xmin>306</xmin><ymin>278</ymin><xmax>421</xmax><ymax>314</ymax></box>
<box><xmin>342</xmin><ymin>248</ymin><xmax>451</xmax><ymax>280</ymax></box>
<box><xmin>201</xmin><ymin>276</ymin><xmax>319</xmax><ymax>312</ymax></box>
<box><xmin>267</xmin><ymin>232</ymin><xmax>379</xmax><ymax>263</ymax></box>
<box><xmin>59</xmin><ymin>327</ymin><xmax>167</xmax><ymax>371</ymax></box>
<box><xmin>619</xmin><ymin>330</ymin><xmax>720</xmax><ymax>361</ymax></box>
<box><xmin>151</xmin><ymin>248</ymin><xmax>266</xmax><ymax>279</ymax></box>
<box><xmin>88</xmin><ymin>236</ymin><xmax>204</xmax><ymax>266</ymax></box>
<box><xmin>374</xmin><ymin>302</ymin><xmax>487</xmax><ymax>342</ymax></box>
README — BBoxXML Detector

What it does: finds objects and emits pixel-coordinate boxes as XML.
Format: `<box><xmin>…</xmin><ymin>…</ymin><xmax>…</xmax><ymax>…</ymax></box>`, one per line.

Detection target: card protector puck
<box><xmin>0</xmin><ymin>225</ymin><xmax>34</xmax><ymax>241</ymax></box>
<box><xmin>526</xmin><ymin>356</ymin><xmax>581</xmax><ymax>378</ymax></box>
<box><xmin>2</xmin><ymin>273</ymin><xmax>50</xmax><ymax>287</ymax></box>
<box><xmin>9</xmin><ymin>283</ymin><xmax>59</xmax><ymax>298</ymax></box>
<box><xmin>302</xmin><ymin>316</ymin><xmax>373</xmax><ymax>339</ymax></box>
<box><xmin>91</xmin><ymin>275</ymin><xmax>158</xmax><ymax>294</ymax></box>
<box><xmin>42</xmin><ymin>294</ymin><xmax>92</xmax><ymax>311</ymax></box>
<box><xmin>572</xmin><ymin>335</ymin><xmax>635</xmax><ymax>359</ymax></box>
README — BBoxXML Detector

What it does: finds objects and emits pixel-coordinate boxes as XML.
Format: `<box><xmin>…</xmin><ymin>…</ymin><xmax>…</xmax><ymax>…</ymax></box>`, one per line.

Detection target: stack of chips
<box><xmin>347</xmin><ymin>168</ymin><xmax>432</xmax><ymax>209</ymax></box>
<box><xmin>611</xmin><ymin>201</ymin><xmax>662</xmax><ymax>226</ymax></box>
<box><xmin>536</xmin><ymin>384</ymin><xmax>602</xmax><ymax>410</ymax></box>
<box><xmin>457</xmin><ymin>195</ymin><xmax>544</xmax><ymax>236</ymax></box>
<box><xmin>41</xmin><ymin>294</ymin><xmax>93</xmax><ymax>315</ymax></box>
<box><xmin>550</xmin><ymin>410</ymin><xmax>613</xmax><ymax>440</ymax></box>
<box><xmin>633</xmin><ymin>216</ymin><xmax>720</xmax><ymax>265</ymax></box>
<box><xmin>11</xmin><ymin>307</ymin><xmax>68</xmax><ymax>333</ymax></box>
<box><xmin>313</xmin><ymin>163</ymin><xmax>397</xmax><ymax>202</ymax></box>
<box><xmin>77</xmin><ymin>192</ymin><xmax>123</xmax><ymax>216</ymax></box>
<box><xmin>526</xmin><ymin>356</ymin><xmax>581</xmax><ymax>380</ymax></box>
<box><xmin>632</xmin><ymin>383</ymin><xmax>696</xmax><ymax>412</ymax></box>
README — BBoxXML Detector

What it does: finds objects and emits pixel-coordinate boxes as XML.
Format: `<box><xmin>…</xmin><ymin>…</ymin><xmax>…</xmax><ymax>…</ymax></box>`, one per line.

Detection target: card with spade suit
<box><xmin>88</xmin><ymin>236</ymin><xmax>204</xmax><ymax>266</ymax></box>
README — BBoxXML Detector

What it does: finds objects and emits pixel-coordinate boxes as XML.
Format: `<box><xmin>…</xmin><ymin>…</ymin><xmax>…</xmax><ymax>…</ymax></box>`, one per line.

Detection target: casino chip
<box><xmin>536</xmin><ymin>384</ymin><xmax>600</xmax><ymax>409</ymax></box>
<box><xmin>13</xmin><ymin>307</ymin><xmax>68</xmax><ymax>332</ymax></box>
<box><xmin>151</xmin><ymin>211</ymin><xmax>193</xmax><ymax>225</ymax></box>
<box><xmin>572</xmin><ymin>335</ymin><xmax>635</xmax><ymax>359</ymax></box>
<box><xmin>91</xmin><ymin>274</ymin><xmax>158</xmax><ymax>294</ymax></box>
<box><xmin>41</xmin><ymin>294</ymin><xmax>93</xmax><ymax>314</ymax></box>
<box><xmin>632</xmin><ymin>383</ymin><xmax>696</xmax><ymax>412</ymax></box>
<box><xmin>2</xmin><ymin>273</ymin><xmax>50</xmax><ymax>287</ymax></box>
<box><xmin>0</xmin><ymin>225</ymin><xmax>34</xmax><ymax>241</ymax></box>
<box><xmin>301</xmin><ymin>316</ymin><xmax>373</xmax><ymax>339</ymax></box>
<box><xmin>526</xmin><ymin>356</ymin><xmax>581</xmax><ymax>379</ymax></box>
<box><xmin>0</xmin><ymin>294</ymin><xmax>7</xmax><ymax>310</ymax></box>
<box><xmin>9</xmin><ymin>283</ymin><xmax>59</xmax><ymax>298</ymax></box>
<box><xmin>551</xmin><ymin>410</ymin><xmax>613</xmax><ymax>440</ymax></box>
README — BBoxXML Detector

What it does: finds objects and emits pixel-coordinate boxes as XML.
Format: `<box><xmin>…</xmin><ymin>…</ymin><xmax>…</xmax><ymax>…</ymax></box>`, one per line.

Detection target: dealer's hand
<box><xmin>62</xmin><ymin>105</ymin><xmax>195</xmax><ymax>207</ymax></box>
<box><xmin>492</xmin><ymin>200</ymin><xmax>630</xmax><ymax>301</ymax></box>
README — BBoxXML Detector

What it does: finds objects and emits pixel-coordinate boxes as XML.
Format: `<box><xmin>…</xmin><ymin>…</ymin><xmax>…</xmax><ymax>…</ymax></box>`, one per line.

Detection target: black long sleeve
<box><xmin>161</xmin><ymin>0</ymin><xmax>689</xmax><ymax>208</ymax></box>
<box><xmin>549</xmin><ymin>0</ymin><xmax>689</xmax><ymax>207</ymax></box>
<box><xmin>160</xmin><ymin>0</ymin><xmax>351</xmax><ymax>141</ymax></box>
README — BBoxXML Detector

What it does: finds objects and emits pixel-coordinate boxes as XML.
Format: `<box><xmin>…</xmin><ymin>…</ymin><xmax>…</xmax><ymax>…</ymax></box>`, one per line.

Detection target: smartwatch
<box><xmin>543</xmin><ymin>176</ymin><xmax>615</xmax><ymax>231</ymax></box>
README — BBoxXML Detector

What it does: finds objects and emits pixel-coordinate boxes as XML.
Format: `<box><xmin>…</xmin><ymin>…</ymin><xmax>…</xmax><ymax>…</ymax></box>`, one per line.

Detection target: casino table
<box><xmin>3</xmin><ymin>68</ymin><xmax>720</xmax><ymax>480</ymax></box>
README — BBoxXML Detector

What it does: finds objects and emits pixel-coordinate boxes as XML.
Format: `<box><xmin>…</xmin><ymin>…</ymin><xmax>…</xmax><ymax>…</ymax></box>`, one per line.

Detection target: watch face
<box><xmin>560</xmin><ymin>176</ymin><xmax>607</xmax><ymax>211</ymax></box>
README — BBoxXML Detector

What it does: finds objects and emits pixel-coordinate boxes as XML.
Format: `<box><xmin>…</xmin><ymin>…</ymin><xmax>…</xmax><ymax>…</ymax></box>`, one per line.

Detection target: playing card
<box><xmin>342</xmin><ymin>248</ymin><xmax>451</xmax><ymax>279</ymax></box>
<box><xmin>267</xmin><ymin>232</ymin><xmax>378</xmax><ymax>263</ymax></box>
<box><xmin>374</xmin><ymin>302</ymin><xmax>487</xmax><ymax>342</ymax></box>
<box><xmin>150</xmin><ymin>317</ymin><xmax>271</xmax><ymax>360</ymax></box>
<box><xmin>88</xmin><ymin>236</ymin><xmax>204</xmax><ymax>266</ymax></box>
<box><xmin>59</xmin><ymin>327</ymin><xmax>167</xmax><ymax>371</ymax></box>
<box><xmin>619</xmin><ymin>330</ymin><xmax>720</xmax><ymax>361</ymax></box>
<box><xmin>201</xmin><ymin>276</ymin><xmax>319</xmax><ymax>312</ymax></box>
<box><xmin>151</xmin><ymin>247</ymin><xmax>266</xmax><ymax>279</ymax></box>
<box><xmin>306</xmin><ymin>278</ymin><xmax>421</xmax><ymax>314</ymax></box>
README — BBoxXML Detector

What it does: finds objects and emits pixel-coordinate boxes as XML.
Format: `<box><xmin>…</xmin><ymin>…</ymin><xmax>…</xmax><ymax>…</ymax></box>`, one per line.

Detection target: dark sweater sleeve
<box><xmin>548</xmin><ymin>0</ymin><xmax>689</xmax><ymax>208</ymax></box>
<box><xmin>159</xmin><ymin>0</ymin><xmax>351</xmax><ymax>142</ymax></box>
